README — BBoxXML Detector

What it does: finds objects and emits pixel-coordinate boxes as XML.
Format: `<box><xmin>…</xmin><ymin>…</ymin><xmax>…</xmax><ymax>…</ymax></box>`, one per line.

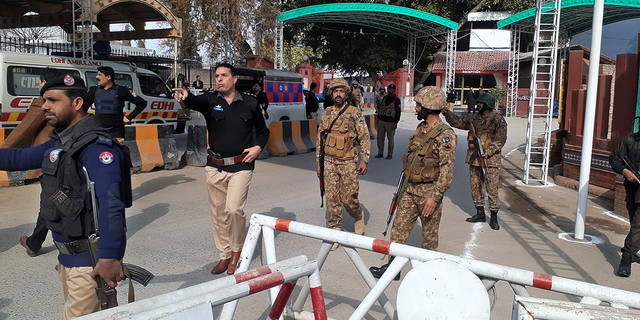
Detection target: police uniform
<box><xmin>182</xmin><ymin>89</ymin><xmax>269</xmax><ymax>272</ymax></box>
<box><xmin>84</xmin><ymin>85</ymin><xmax>147</xmax><ymax>139</ymax></box>
<box><xmin>390</xmin><ymin>120</ymin><xmax>457</xmax><ymax>250</ymax></box>
<box><xmin>316</xmin><ymin>81</ymin><xmax>371</xmax><ymax>235</ymax></box>
<box><xmin>443</xmin><ymin>95</ymin><xmax>507</xmax><ymax>230</ymax></box>
<box><xmin>0</xmin><ymin>75</ymin><xmax>131</xmax><ymax>319</ymax></box>
<box><xmin>609</xmin><ymin>133</ymin><xmax>640</xmax><ymax>276</ymax></box>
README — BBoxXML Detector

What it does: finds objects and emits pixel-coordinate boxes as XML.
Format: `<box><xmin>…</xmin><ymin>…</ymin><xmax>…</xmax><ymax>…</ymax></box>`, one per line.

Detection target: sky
<box><xmin>571</xmin><ymin>17</ymin><xmax>640</xmax><ymax>60</ymax></box>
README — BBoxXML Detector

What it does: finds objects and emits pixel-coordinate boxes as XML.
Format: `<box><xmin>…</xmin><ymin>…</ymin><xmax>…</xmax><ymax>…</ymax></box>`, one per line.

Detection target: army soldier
<box><xmin>317</xmin><ymin>78</ymin><xmax>371</xmax><ymax>251</ymax></box>
<box><xmin>374</xmin><ymin>84</ymin><xmax>401</xmax><ymax>159</ymax></box>
<box><xmin>442</xmin><ymin>93</ymin><xmax>507</xmax><ymax>230</ymax></box>
<box><xmin>609</xmin><ymin>134</ymin><xmax>640</xmax><ymax>277</ymax></box>
<box><xmin>352</xmin><ymin>80</ymin><xmax>364</xmax><ymax>109</ymax></box>
<box><xmin>369</xmin><ymin>86</ymin><xmax>457</xmax><ymax>280</ymax></box>
<box><xmin>374</xmin><ymin>86</ymin><xmax>386</xmax><ymax>113</ymax></box>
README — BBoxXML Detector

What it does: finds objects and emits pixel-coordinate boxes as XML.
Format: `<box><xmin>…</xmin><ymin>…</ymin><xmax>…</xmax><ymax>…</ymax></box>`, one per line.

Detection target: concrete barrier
<box><xmin>184</xmin><ymin>124</ymin><xmax>208</xmax><ymax>166</ymax></box>
<box><xmin>0</xmin><ymin>128</ymin><xmax>28</xmax><ymax>187</ymax></box>
<box><xmin>266</xmin><ymin>120</ymin><xmax>317</xmax><ymax>157</ymax></box>
<box><xmin>363</xmin><ymin>114</ymin><xmax>377</xmax><ymax>139</ymax></box>
<box><xmin>124</xmin><ymin>124</ymin><xmax>179</xmax><ymax>173</ymax></box>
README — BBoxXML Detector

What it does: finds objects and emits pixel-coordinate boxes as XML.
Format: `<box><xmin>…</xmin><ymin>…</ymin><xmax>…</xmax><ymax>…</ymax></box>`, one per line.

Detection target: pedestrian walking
<box><xmin>173</xmin><ymin>63</ymin><xmax>270</xmax><ymax>275</ymax></box>
<box><xmin>374</xmin><ymin>84</ymin><xmax>401</xmax><ymax>160</ymax></box>
<box><xmin>442</xmin><ymin>93</ymin><xmax>507</xmax><ymax>230</ymax></box>
<box><xmin>609</xmin><ymin>134</ymin><xmax>640</xmax><ymax>277</ymax></box>
<box><xmin>316</xmin><ymin>78</ymin><xmax>371</xmax><ymax>251</ymax></box>
<box><xmin>83</xmin><ymin>66</ymin><xmax>148</xmax><ymax>141</ymax></box>
<box><xmin>0</xmin><ymin>74</ymin><xmax>132</xmax><ymax>319</ymax></box>
<box><xmin>369</xmin><ymin>86</ymin><xmax>457</xmax><ymax>280</ymax></box>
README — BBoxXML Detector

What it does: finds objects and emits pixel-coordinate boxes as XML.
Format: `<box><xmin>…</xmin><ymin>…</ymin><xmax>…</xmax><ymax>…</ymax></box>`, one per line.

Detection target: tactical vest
<box><xmin>95</xmin><ymin>87</ymin><xmax>120</xmax><ymax>115</ymax></box>
<box><xmin>378</xmin><ymin>95</ymin><xmax>397</xmax><ymax>119</ymax></box>
<box><xmin>322</xmin><ymin>106</ymin><xmax>359</xmax><ymax>159</ymax></box>
<box><xmin>467</xmin><ymin>114</ymin><xmax>496</xmax><ymax>151</ymax></box>
<box><xmin>402</xmin><ymin>122</ymin><xmax>449</xmax><ymax>183</ymax></box>
<box><xmin>40</xmin><ymin>121</ymin><xmax>132</xmax><ymax>237</ymax></box>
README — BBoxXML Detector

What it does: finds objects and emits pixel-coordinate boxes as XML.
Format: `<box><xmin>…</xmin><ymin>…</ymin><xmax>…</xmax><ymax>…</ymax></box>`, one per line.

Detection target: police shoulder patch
<box><xmin>99</xmin><ymin>151</ymin><xmax>114</xmax><ymax>164</ymax></box>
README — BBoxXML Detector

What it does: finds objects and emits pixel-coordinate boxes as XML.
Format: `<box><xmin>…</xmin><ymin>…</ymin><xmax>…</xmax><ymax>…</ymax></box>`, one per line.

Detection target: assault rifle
<box><xmin>621</xmin><ymin>156</ymin><xmax>640</xmax><ymax>182</ymax></box>
<box><xmin>82</xmin><ymin>167</ymin><xmax>154</xmax><ymax>309</ymax></box>
<box><xmin>468</xmin><ymin>123</ymin><xmax>491</xmax><ymax>183</ymax></box>
<box><xmin>383</xmin><ymin>171</ymin><xmax>407</xmax><ymax>237</ymax></box>
<box><xmin>318</xmin><ymin>132</ymin><xmax>326</xmax><ymax>207</ymax></box>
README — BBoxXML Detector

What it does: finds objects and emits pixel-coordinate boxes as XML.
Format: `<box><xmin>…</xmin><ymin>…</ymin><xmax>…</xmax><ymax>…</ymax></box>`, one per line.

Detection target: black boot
<box><xmin>489</xmin><ymin>210</ymin><xmax>500</xmax><ymax>230</ymax></box>
<box><xmin>466</xmin><ymin>207</ymin><xmax>486</xmax><ymax>223</ymax></box>
<box><xmin>618</xmin><ymin>252</ymin><xmax>632</xmax><ymax>277</ymax></box>
<box><xmin>369</xmin><ymin>256</ymin><xmax>401</xmax><ymax>281</ymax></box>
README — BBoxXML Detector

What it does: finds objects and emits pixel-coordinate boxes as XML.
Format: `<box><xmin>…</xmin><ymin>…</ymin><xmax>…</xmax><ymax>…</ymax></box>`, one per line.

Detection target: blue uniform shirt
<box><xmin>0</xmin><ymin>118</ymin><xmax>127</xmax><ymax>267</ymax></box>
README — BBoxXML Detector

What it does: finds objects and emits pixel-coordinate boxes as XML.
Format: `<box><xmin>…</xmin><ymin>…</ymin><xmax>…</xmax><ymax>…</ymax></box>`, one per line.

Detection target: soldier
<box><xmin>609</xmin><ymin>133</ymin><xmax>640</xmax><ymax>277</ymax></box>
<box><xmin>442</xmin><ymin>93</ymin><xmax>507</xmax><ymax>230</ymax></box>
<box><xmin>369</xmin><ymin>86</ymin><xmax>457</xmax><ymax>280</ymax></box>
<box><xmin>374</xmin><ymin>84</ymin><xmax>401</xmax><ymax>160</ymax></box>
<box><xmin>374</xmin><ymin>86</ymin><xmax>386</xmax><ymax>113</ymax></box>
<box><xmin>352</xmin><ymin>80</ymin><xmax>364</xmax><ymax>109</ymax></box>
<box><xmin>317</xmin><ymin>78</ymin><xmax>371</xmax><ymax>251</ymax></box>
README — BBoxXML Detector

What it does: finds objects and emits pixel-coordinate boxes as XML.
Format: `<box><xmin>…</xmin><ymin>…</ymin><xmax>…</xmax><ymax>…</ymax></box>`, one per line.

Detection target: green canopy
<box><xmin>278</xmin><ymin>3</ymin><xmax>457</xmax><ymax>38</ymax></box>
<box><xmin>498</xmin><ymin>0</ymin><xmax>640</xmax><ymax>36</ymax></box>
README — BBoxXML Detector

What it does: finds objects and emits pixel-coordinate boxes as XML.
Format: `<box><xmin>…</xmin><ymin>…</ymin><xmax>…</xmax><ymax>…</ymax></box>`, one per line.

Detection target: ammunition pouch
<box><xmin>402</xmin><ymin>140</ymin><xmax>439</xmax><ymax>183</ymax></box>
<box><xmin>325</xmin><ymin>131</ymin><xmax>356</xmax><ymax>159</ymax></box>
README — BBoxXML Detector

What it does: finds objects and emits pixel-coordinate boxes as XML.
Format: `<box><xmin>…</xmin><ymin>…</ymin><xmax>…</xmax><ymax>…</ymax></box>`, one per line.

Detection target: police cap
<box><xmin>387</xmin><ymin>84</ymin><xmax>396</xmax><ymax>90</ymax></box>
<box><xmin>40</xmin><ymin>74</ymin><xmax>87</xmax><ymax>96</ymax></box>
<box><xmin>414</xmin><ymin>86</ymin><xmax>446</xmax><ymax>110</ymax></box>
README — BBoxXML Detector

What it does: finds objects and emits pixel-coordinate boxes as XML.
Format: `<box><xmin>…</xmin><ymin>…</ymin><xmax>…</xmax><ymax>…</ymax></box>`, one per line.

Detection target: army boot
<box><xmin>618</xmin><ymin>252</ymin><xmax>632</xmax><ymax>277</ymax></box>
<box><xmin>355</xmin><ymin>217</ymin><xmax>365</xmax><ymax>235</ymax></box>
<box><xmin>331</xmin><ymin>227</ymin><xmax>341</xmax><ymax>251</ymax></box>
<box><xmin>369</xmin><ymin>256</ymin><xmax>401</xmax><ymax>281</ymax></box>
<box><xmin>466</xmin><ymin>206</ymin><xmax>486</xmax><ymax>223</ymax></box>
<box><xmin>489</xmin><ymin>210</ymin><xmax>500</xmax><ymax>230</ymax></box>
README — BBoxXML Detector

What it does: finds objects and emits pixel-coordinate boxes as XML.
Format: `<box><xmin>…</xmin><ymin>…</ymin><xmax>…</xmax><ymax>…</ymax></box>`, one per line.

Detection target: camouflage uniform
<box><xmin>443</xmin><ymin>110</ymin><xmax>507</xmax><ymax>211</ymax></box>
<box><xmin>374</xmin><ymin>92</ymin><xmax>386</xmax><ymax>113</ymax></box>
<box><xmin>353</xmin><ymin>88</ymin><xmax>363</xmax><ymax>109</ymax></box>
<box><xmin>389</xmin><ymin>120</ymin><xmax>457</xmax><ymax>250</ymax></box>
<box><xmin>317</xmin><ymin>104</ymin><xmax>371</xmax><ymax>230</ymax></box>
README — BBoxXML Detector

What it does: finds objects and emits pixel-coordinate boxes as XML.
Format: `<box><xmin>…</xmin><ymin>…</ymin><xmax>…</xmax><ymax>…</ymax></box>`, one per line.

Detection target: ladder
<box><xmin>523</xmin><ymin>0</ymin><xmax>562</xmax><ymax>185</ymax></box>
<box><xmin>506</xmin><ymin>26</ymin><xmax>521</xmax><ymax>118</ymax></box>
<box><xmin>72</xmin><ymin>0</ymin><xmax>94</xmax><ymax>60</ymax></box>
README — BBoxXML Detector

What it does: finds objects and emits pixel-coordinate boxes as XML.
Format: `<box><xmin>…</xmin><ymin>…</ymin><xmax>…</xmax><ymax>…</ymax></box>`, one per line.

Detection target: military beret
<box><xmin>40</xmin><ymin>74</ymin><xmax>87</xmax><ymax>96</ymax></box>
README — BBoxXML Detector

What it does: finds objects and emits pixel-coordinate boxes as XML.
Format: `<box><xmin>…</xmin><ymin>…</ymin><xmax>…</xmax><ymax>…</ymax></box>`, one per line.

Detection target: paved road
<box><xmin>0</xmin><ymin>109</ymin><xmax>638</xmax><ymax>319</ymax></box>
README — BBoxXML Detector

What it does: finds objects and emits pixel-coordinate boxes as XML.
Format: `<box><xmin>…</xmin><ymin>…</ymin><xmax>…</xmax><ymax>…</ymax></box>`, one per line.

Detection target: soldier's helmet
<box><xmin>352</xmin><ymin>80</ymin><xmax>358</xmax><ymax>85</ymax></box>
<box><xmin>329</xmin><ymin>78</ymin><xmax>351</xmax><ymax>95</ymax></box>
<box><xmin>476</xmin><ymin>93</ymin><xmax>496</xmax><ymax>109</ymax></box>
<box><xmin>414</xmin><ymin>86</ymin><xmax>447</xmax><ymax>110</ymax></box>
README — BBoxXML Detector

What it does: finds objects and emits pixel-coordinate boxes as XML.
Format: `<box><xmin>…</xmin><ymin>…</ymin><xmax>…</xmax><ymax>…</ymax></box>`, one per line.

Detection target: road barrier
<box><xmin>218</xmin><ymin>214</ymin><xmax>640</xmax><ymax>320</ymax></box>
<box><xmin>184</xmin><ymin>124</ymin><xmax>208</xmax><ymax>166</ymax></box>
<box><xmin>0</xmin><ymin>127</ymin><xmax>28</xmax><ymax>187</ymax></box>
<box><xmin>363</xmin><ymin>114</ymin><xmax>377</xmax><ymax>139</ymax></box>
<box><xmin>124</xmin><ymin>124</ymin><xmax>179</xmax><ymax>173</ymax></box>
<box><xmin>77</xmin><ymin>256</ymin><xmax>326</xmax><ymax>320</ymax></box>
<box><xmin>266</xmin><ymin>120</ymin><xmax>317</xmax><ymax>157</ymax></box>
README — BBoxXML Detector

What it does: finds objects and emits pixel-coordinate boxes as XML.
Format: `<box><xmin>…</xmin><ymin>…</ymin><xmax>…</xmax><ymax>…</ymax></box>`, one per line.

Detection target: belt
<box><xmin>54</xmin><ymin>239</ymin><xmax>91</xmax><ymax>255</ymax></box>
<box><xmin>208</xmin><ymin>153</ymin><xmax>247</xmax><ymax>166</ymax></box>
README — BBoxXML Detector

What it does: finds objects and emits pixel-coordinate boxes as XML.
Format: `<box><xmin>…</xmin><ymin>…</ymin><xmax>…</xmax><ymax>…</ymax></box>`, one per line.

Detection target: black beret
<box><xmin>40</xmin><ymin>74</ymin><xmax>87</xmax><ymax>96</ymax></box>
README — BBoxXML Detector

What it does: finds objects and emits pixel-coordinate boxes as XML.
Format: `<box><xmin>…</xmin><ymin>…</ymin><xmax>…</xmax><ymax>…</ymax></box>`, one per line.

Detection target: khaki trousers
<box><xmin>58</xmin><ymin>264</ymin><xmax>100</xmax><ymax>319</ymax></box>
<box><xmin>205</xmin><ymin>167</ymin><xmax>253</xmax><ymax>260</ymax></box>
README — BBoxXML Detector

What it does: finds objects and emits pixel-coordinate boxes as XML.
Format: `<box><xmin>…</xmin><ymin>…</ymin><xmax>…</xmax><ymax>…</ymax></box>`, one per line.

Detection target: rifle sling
<box><xmin>398</xmin><ymin>122</ymin><xmax>448</xmax><ymax>202</ymax></box>
<box><xmin>325</xmin><ymin>104</ymin><xmax>351</xmax><ymax>136</ymax></box>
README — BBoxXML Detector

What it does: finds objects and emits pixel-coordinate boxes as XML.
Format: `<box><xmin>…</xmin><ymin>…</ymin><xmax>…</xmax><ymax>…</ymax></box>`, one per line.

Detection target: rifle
<box><xmin>468</xmin><ymin>123</ymin><xmax>491</xmax><ymax>183</ymax></box>
<box><xmin>81</xmin><ymin>167</ymin><xmax>154</xmax><ymax>309</ymax></box>
<box><xmin>383</xmin><ymin>171</ymin><xmax>407</xmax><ymax>237</ymax></box>
<box><xmin>319</xmin><ymin>132</ymin><xmax>326</xmax><ymax>207</ymax></box>
<box><xmin>621</xmin><ymin>156</ymin><xmax>640</xmax><ymax>182</ymax></box>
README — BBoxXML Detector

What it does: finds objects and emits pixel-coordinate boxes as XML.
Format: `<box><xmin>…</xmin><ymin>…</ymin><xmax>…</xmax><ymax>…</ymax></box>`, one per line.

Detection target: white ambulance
<box><xmin>0</xmin><ymin>51</ymin><xmax>179</xmax><ymax>127</ymax></box>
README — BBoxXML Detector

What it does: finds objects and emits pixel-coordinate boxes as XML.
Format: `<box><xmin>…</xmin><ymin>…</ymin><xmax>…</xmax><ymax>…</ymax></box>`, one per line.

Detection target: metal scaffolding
<box><xmin>506</xmin><ymin>27</ymin><xmax>521</xmax><ymax>118</ymax></box>
<box><xmin>274</xmin><ymin>23</ymin><xmax>284</xmax><ymax>70</ymax></box>
<box><xmin>523</xmin><ymin>0</ymin><xmax>562</xmax><ymax>185</ymax></box>
<box><xmin>407</xmin><ymin>34</ymin><xmax>417</xmax><ymax>68</ymax></box>
<box><xmin>444</xmin><ymin>29</ymin><xmax>457</xmax><ymax>88</ymax></box>
<box><xmin>72</xmin><ymin>0</ymin><xmax>94</xmax><ymax>59</ymax></box>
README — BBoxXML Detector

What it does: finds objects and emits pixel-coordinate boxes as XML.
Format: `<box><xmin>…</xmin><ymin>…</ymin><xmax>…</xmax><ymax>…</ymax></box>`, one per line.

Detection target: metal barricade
<box><xmin>219</xmin><ymin>214</ymin><xmax>640</xmax><ymax>320</ymax></box>
<box><xmin>76</xmin><ymin>255</ymin><xmax>326</xmax><ymax>320</ymax></box>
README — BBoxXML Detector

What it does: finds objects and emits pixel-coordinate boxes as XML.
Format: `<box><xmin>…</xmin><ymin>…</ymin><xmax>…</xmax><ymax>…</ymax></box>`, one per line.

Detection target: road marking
<box><xmin>557</xmin><ymin>232</ymin><xmax>605</xmax><ymax>245</ymax></box>
<box><xmin>602</xmin><ymin>211</ymin><xmax>630</xmax><ymax>225</ymax></box>
<box><xmin>504</xmin><ymin>144</ymin><xmax>525</xmax><ymax>158</ymax></box>
<box><xmin>461</xmin><ymin>222</ymin><xmax>483</xmax><ymax>259</ymax></box>
<box><xmin>515</xmin><ymin>180</ymin><xmax>556</xmax><ymax>188</ymax></box>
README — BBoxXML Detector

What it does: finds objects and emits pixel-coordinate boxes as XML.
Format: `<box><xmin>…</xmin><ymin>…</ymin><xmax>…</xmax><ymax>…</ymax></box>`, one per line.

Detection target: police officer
<box><xmin>84</xmin><ymin>66</ymin><xmax>148</xmax><ymax>140</ymax></box>
<box><xmin>173</xmin><ymin>63</ymin><xmax>269</xmax><ymax>275</ymax></box>
<box><xmin>374</xmin><ymin>84</ymin><xmax>401</xmax><ymax>160</ymax></box>
<box><xmin>609</xmin><ymin>133</ymin><xmax>640</xmax><ymax>277</ymax></box>
<box><xmin>0</xmin><ymin>74</ymin><xmax>131</xmax><ymax>319</ymax></box>
<box><xmin>316</xmin><ymin>78</ymin><xmax>371</xmax><ymax>251</ymax></box>
<box><xmin>249</xmin><ymin>81</ymin><xmax>269</xmax><ymax>120</ymax></box>
<box><xmin>369</xmin><ymin>86</ymin><xmax>457</xmax><ymax>280</ymax></box>
<box><xmin>442</xmin><ymin>93</ymin><xmax>507</xmax><ymax>230</ymax></box>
